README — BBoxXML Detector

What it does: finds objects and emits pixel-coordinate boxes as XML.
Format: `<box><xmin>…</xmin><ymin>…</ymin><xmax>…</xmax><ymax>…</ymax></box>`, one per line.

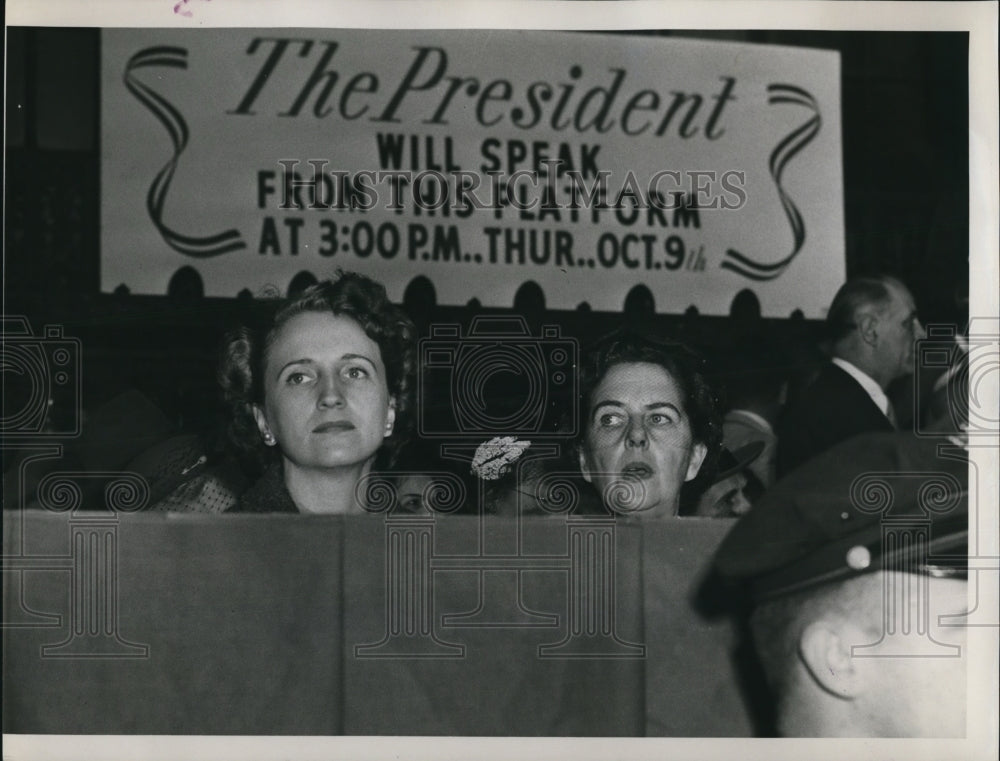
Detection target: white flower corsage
<box><xmin>471</xmin><ymin>436</ymin><xmax>531</xmax><ymax>481</ymax></box>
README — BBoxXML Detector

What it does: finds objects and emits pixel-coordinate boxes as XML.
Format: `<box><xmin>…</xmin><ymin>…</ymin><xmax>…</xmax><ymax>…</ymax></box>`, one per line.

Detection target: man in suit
<box><xmin>776</xmin><ymin>275</ymin><xmax>924</xmax><ymax>476</ymax></box>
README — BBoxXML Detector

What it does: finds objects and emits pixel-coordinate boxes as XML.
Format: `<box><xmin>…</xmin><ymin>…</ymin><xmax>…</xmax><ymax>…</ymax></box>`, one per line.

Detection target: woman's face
<box><xmin>253</xmin><ymin>311</ymin><xmax>395</xmax><ymax>476</ymax></box>
<box><xmin>395</xmin><ymin>474</ymin><xmax>433</xmax><ymax>513</ymax></box>
<box><xmin>579</xmin><ymin>361</ymin><xmax>707</xmax><ymax>517</ymax></box>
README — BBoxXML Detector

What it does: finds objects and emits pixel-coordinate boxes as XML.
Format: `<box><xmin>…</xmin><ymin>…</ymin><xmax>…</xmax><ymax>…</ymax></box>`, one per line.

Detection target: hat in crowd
<box><xmin>73</xmin><ymin>389</ymin><xmax>175</xmax><ymax>471</ymax></box>
<box><xmin>713</xmin><ymin>441</ymin><xmax>765</xmax><ymax>483</ymax></box>
<box><xmin>714</xmin><ymin>431</ymin><xmax>968</xmax><ymax>602</ymax></box>
<box><xmin>124</xmin><ymin>433</ymin><xmax>250</xmax><ymax>513</ymax></box>
<box><xmin>124</xmin><ymin>433</ymin><xmax>211</xmax><ymax>506</ymax></box>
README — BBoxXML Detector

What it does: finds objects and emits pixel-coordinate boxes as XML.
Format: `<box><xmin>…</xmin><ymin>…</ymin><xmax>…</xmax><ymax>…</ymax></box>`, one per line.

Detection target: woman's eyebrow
<box><xmin>591</xmin><ymin>400</ymin><xmax>625</xmax><ymax>414</ymax></box>
<box><xmin>276</xmin><ymin>357</ymin><xmax>314</xmax><ymax>377</ymax></box>
<box><xmin>591</xmin><ymin>401</ymin><xmax>683</xmax><ymax>417</ymax></box>
<box><xmin>341</xmin><ymin>352</ymin><xmax>378</xmax><ymax>368</ymax></box>
<box><xmin>646</xmin><ymin>402</ymin><xmax>681</xmax><ymax>414</ymax></box>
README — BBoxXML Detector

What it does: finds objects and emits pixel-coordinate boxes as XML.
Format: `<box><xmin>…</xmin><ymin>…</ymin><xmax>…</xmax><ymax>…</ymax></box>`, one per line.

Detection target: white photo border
<box><xmin>3</xmin><ymin>2</ymin><xmax>998</xmax><ymax>760</ymax></box>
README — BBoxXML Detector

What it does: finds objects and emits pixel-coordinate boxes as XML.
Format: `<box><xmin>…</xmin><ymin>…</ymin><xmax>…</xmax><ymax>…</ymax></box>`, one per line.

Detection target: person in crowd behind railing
<box><xmin>220</xmin><ymin>271</ymin><xmax>417</xmax><ymax>513</ymax></box>
<box><xmin>575</xmin><ymin>329</ymin><xmax>722</xmax><ymax>518</ymax></box>
<box><xmin>469</xmin><ymin>435</ymin><xmax>598</xmax><ymax>517</ymax></box>
<box><xmin>720</xmin><ymin>340</ymin><xmax>787</xmax><ymax>492</ymax></box>
<box><xmin>378</xmin><ymin>442</ymin><xmax>476</xmax><ymax>515</ymax></box>
<box><xmin>679</xmin><ymin>441</ymin><xmax>764</xmax><ymax>518</ymax></box>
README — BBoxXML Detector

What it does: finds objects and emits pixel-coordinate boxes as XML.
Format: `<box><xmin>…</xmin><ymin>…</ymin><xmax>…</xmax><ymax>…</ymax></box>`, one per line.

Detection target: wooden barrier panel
<box><xmin>3</xmin><ymin>511</ymin><xmax>753</xmax><ymax>735</ymax></box>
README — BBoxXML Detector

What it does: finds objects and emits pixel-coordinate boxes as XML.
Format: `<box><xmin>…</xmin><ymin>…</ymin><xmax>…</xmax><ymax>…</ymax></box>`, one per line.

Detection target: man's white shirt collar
<box><xmin>831</xmin><ymin>357</ymin><xmax>891</xmax><ymax>418</ymax></box>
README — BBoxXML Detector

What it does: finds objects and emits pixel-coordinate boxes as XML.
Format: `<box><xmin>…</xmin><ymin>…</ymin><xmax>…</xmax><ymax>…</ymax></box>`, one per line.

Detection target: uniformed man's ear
<box><xmin>799</xmin><ymin>620</ymin><xmax>864</xmax><ymax>700</ymax></box>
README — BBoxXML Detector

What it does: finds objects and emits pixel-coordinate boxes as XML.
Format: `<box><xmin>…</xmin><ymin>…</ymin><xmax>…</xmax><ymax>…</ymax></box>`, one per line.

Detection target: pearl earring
<box><xmin>263</xmin><ymin>433</ymin><xmax>276</xmax><ymax>446</ymax></box>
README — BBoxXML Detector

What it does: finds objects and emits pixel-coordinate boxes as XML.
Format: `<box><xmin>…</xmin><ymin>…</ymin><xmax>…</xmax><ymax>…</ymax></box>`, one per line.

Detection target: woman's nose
<box><xmin>625</xmin><ymin>419</ymin><xmax>647</xmax><ymax>448</ymax></box>
<box><xmin>317</xmin><ymin>375</ymin><xmax>345</xmax><ymax>408</ymax></box>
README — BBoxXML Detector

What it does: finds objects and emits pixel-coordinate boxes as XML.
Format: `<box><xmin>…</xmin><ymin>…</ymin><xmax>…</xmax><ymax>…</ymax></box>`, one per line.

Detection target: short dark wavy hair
<box><xmin>576</xmin><ymin>328</ymin><xmax>723</xmax><ymax>480</ymax></box>
<box><xmin>825</xmin><ymin>274</ymin><xmax>905</xmax><ymax>343</ymax></box>
<box><xmin>218</xmin><ymin>271</ymin><xmax>417</xmax><ymax>470</ymax></box>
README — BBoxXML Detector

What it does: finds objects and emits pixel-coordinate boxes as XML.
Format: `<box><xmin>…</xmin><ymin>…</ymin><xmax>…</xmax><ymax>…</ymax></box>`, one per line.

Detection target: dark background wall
<box><xmin>3</xmin><ymin>28</ymin><xmax>970</xmax><ymax>432</ymax></box>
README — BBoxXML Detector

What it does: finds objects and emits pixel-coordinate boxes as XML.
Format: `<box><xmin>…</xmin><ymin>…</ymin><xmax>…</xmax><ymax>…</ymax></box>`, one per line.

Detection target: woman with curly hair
<box><xmin>219</xmin><ymin>271</ymin><xmax>417</xmax><ymax>513</ymax></box>
<box><xmin>576</xmin><ymin>328</ymin><xmax>722</xmax><ymax>518</ymax></box>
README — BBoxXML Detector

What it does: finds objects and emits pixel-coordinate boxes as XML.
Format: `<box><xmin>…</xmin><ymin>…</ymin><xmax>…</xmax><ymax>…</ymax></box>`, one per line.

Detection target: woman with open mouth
<box><xmin>576</xmin><ymin>329</ymin><xmax>722</xmax><ymax>518</ymax></box>
<box><xmin>219</xmin><ymin>271</ymin><xmax>417</xmax><ymax>514</ymax></box>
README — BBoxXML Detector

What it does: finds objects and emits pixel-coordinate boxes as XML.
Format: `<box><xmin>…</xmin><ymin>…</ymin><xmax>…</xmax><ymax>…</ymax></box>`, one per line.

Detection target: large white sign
<box><xmin>101</xmin><ymin>29</ymin><xmax>844</xmax><ymax>317</ymax></box>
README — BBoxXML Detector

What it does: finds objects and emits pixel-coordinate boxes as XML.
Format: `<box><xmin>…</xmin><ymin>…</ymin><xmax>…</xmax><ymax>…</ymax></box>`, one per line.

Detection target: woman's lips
<box><xmin>312</xmin><ymin>421</ymin><xmax>355</xmax><ymax>433</ymax></box>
